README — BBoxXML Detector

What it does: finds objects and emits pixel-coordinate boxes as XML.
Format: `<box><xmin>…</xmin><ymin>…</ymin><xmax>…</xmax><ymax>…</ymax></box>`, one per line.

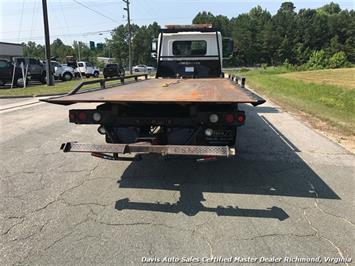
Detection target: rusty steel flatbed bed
<box><xmin>43</xmin><ymin>77</ymin><xmax>265</xmax><ymax>106</ymax></box>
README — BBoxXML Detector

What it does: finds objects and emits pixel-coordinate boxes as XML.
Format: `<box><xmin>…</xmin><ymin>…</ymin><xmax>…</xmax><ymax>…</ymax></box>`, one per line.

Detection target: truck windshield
<box><xmin>172</xmin><ymin>40</ymin><xmax>207</xmax><ymax>56</ymax></box>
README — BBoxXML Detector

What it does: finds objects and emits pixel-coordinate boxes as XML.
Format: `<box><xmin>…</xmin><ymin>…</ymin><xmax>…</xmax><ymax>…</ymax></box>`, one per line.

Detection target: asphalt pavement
<box><xmin>0</xmin><ymin>96</ymin><xmax>354</xmax><ymax>265</ymax></box>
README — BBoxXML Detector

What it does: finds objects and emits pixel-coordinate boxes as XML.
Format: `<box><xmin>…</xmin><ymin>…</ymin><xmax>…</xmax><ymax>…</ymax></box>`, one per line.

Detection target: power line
<box><xmin>30</xmin><ymin>0</ymin><xmax>37</xmax><ymax>41</ymax></box>
<box><xmin>1</xmin><ymin>21</ymin><xmax>120</xmax><ymax>34</ymax></box>
<box><xmin>72</xmin><ymin>0</ymin><xmax>120</xmax><ymax>23</ymax></box>
<box><xmin>17</xmin><ymin>0</ymin><xmax>25</xmax><ymax>41</ymax></box>
<box><xmin>2</xmin><ymin>29</ymin><xmax>114</xmax><ymax>42</ymax></box>
<box><xmin>58</xmin><ymin>0</ymin><xmax>74</xmax><ymax>43</ymax></box>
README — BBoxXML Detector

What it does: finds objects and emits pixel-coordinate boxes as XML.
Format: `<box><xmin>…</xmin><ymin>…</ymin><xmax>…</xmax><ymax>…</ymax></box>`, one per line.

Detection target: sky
<box><xmin>1</xmin><ymin>0</ymin><xmax>354</xmax><ymax>45</ymax></box>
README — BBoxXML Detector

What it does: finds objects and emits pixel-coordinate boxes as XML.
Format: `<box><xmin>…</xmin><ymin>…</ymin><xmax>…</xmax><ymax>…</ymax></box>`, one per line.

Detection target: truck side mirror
<box><xmin>222</xmin><ymin>38</ymin><xmax>234</xmax><ymax>59</ymax></box>
<box><xmin>151</xmin><ymin>38</ymin><xmax>158</xmax><ymax>58</ymax></box>
<box><xmin>151</xmin><ymin>39</ymin><xmax>157</xmax><ymax>52</ymax></box>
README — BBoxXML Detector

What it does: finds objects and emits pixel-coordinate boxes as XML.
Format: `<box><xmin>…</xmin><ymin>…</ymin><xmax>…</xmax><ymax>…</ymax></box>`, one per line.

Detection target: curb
<box><xmin>0</xmin><ymin>93</ymin><xmax>67</xmax><ymax>99</ymax></box>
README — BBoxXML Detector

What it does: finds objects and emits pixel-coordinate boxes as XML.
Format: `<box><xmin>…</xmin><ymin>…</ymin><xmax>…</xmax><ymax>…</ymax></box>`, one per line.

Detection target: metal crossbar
<box><xmin>67</xmin><ymin>73</ymin><xmax>148</xmax><ymax>96</ymax></box>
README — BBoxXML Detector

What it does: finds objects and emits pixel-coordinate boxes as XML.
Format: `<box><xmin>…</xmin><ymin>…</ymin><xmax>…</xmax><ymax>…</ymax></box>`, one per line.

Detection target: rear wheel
<box><xmin>93</xmin><ymin>71</ymin><xmax>99</xmax><ymax>78</ymax></box>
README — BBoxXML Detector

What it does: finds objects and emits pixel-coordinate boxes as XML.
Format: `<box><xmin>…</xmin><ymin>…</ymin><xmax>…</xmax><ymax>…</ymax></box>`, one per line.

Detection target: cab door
<box><xmin>0</xmin><ymin>60</ymin><xmax>12</xmax><ymax>82</ymax></box>
<box><xmin>85</xmin><ymin>62</ymin><xmax>93</xmax><ymax>74</ymax></box>
<box><xmin>29</xmin><ymin>58</ymin><xmax>43</xmax><ymax>77</ymax></box>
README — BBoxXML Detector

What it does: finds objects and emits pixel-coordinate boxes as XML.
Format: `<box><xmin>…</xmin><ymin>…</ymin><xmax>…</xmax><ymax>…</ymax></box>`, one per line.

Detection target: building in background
<box><xmin>97</xmin><ymin>57</ymin><xmax>114</xmax><ymax>64</ymax></box>
<box><xmin>0</xmin><ymin>42</ymin><xmax>23</xmax><ymax>60</ymax></box>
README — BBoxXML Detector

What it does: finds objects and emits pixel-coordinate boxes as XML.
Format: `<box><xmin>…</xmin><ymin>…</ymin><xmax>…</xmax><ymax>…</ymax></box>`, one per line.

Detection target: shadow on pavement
<box><xmin>115</xmin><ymin>104</ymin><xmax>339</xmax><ymax>218</ymax></box>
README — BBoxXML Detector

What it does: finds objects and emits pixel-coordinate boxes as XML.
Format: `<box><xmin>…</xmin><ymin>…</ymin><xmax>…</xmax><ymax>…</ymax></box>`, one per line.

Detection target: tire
<box><xmin>93</xmin><ymin>71</ymin><xmax>99</xmax><ymax>78</ymax></box>
<box><xmin>134</xmin><ymin>69</ymin><xmax>139</xmax><ymax>72</ymax></box>
<box><xmin>61</xmin><ymin>72</ymin><xmax>73</xmax><ymax>81</ymax></box>
<box><xmin>85</xmin><ymin>75</ymin><xmax>91</xmax><ymax>78</ymax></box>
<box><xmin>15</xmin><ymin>77</ymin><xmax>29</xmax><ymax>87</ymax></box>
<box><xmin>0</xmin><ymin>80</ymin><xmax>5</xmax><ymax>86</ymax></box>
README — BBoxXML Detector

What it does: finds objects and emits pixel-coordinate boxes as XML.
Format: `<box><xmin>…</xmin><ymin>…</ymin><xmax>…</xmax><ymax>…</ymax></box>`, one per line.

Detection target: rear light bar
<box><xmin>69</xmin><ymin>110</ymin><xmax>102</xmax><ymax>124</ymax></box>
<box><xmin>224</xmin><ymin>111</ymin><xmax>245</xmax><ymax>125</ymax></box>
<box><xmin>69</xmin><ymin>110</ymin><xmax>246</xmax><ymax>126</ymax></box>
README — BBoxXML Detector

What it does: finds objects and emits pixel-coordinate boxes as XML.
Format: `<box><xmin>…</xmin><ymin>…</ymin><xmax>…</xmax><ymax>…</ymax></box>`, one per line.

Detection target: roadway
<box><xmin>0</xmin><ymin>95</ymin><xmax>354</xmax><ymax>265</ymax></box>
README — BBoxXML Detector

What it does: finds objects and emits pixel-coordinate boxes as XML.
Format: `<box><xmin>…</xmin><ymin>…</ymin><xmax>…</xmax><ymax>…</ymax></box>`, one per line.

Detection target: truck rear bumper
<box><xmin>60</xmin><ymin>142</ymin><xmax>235</xmax><ymax>158</ymax></box>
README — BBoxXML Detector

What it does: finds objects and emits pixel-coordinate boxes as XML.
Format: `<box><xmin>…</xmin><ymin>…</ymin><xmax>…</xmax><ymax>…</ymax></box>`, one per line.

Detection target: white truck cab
<box><xmin>152</xmin><ymin>24</ymin><xmax>233</xmax><ymax>78</ymax></box>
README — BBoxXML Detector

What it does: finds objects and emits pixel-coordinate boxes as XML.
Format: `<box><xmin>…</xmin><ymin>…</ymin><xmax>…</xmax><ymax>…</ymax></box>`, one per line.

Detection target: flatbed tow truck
<box><xmin>43</xmin><ymin>25</ymin><xmax>265</xmax><ymax>160</ymax></box>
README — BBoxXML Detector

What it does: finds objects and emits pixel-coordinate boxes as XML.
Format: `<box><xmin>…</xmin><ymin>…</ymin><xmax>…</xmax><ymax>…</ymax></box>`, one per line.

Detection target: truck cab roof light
<box><xmin>165</xmin><ymin>24</ymin><xmax>212</xmax><ymax>30</ymax></box>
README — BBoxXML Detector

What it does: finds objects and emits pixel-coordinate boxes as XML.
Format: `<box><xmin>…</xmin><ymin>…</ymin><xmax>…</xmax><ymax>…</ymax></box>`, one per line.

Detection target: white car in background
<box><xmin>76</xmin><ymin>61</ymin><xmax>100</xmax><ymax>78</ymax></box>
<box><xmin>132</xmin><ymin>65</ymin><xmax>155</xmax><ymax>73</ymax></box>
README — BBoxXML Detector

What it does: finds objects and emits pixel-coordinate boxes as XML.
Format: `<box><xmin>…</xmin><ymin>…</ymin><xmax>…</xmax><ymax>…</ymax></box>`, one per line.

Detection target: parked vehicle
<box><xmin>13</xmin><ymin>57</ymin><xmax>46</xmax><ymax>84</ymax></box>
<box><xmin>132</xmin><ymin>65</ymin><xmax>147</xmax><ymax>72</ymax></box>
<box><xmin>76</xmin><ymin>61</ymin><xmax>100</xmax><ymax>78</ymax></box>
<box><xmin>146</xmin><ymin>66</ymin><xmax>155</xmax><ymax>72</ymax></box>
<box><xmin>54</xmin><ymin>63</ymin><xmax>75</xmax><ymax>81</ymax></box>
<box><xmin>103</xmin><ymin>63</ymin><xmax>125</xmax><ymax>78</ymax></box>
<box><xmin>0</xmin><ymin>59</ymin><xmax>25</xmax><ymax>87</ymax></box>
<box><xmin>132</xmin><ymin>65</ymin><xmax>155</xmax><ymax>73</ymax></box>
<box><xmin>43</xmin><ymin>24</ymin><xmax>265</xmax><ymax>160</ymax></box>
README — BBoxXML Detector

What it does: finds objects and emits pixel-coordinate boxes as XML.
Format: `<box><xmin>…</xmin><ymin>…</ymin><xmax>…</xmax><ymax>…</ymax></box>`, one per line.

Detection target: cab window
<box><xmin>29</xmin><ymin>59</ymin><xmax>40</xmax><ymax>65</ymax></box>
<box><xmin>172</xmin><ymin>40</ymin><xmax>207</xmax><ymax>56</ymax></box>
<box><xmin>0</xmin><ymin>60</ymin><xmax>8</xmax><ymax>68</ymax></box>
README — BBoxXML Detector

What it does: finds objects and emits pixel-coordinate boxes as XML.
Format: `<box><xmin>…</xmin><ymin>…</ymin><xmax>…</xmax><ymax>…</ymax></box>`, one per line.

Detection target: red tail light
<box><xmin>224</xmin><ymin>114</ymin><xmax>234</xmax><ymax>123</ymax></box>
<box><xmin>69</xmin><ymin>113</ymin><xmax>75</xmax><ymax>121</ymax></box>
<box><xmin>78</xmin><ymin>112</ymin><xmax>87</xmax><ymax>121</ymax></box>
<box><xmin>236</xmin><ymin>114</ymin><xmax>245</xmax><ymax>123</ymax></box>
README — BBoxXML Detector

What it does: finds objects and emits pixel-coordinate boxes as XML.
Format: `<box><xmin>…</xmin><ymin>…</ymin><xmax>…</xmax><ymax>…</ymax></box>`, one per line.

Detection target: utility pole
<box><xmin>41</xmin><ymin>0</ymin><xmax>54</xmax><ymax>86</ymax></box>
<box><xmin>123</xmin><ymin>0</ymin><xmax>132</xmax><ymax>74</ymax></box>
<box><xmin>77</xmin><ymin>41</ymin><xmax>81</xmax><ymax>61</ymax></box>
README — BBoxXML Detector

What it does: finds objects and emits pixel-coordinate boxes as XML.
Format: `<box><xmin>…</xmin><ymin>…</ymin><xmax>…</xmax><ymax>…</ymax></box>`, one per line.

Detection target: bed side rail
<box><xmin>67</xmin><ymin>73</ymin><xmax>148</xmax><ymax>96</ymax></box>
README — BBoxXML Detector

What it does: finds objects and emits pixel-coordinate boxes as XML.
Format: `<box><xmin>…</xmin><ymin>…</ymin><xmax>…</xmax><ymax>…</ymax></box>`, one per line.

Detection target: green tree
<box><xmin>328</xmin><ymin>51</ymin><xmax>348</xmax><ymax>68</ymax></box>
<box><xmin>318</xmin><ymin>2</ymin><xmax>341</xmax><ymax>15</ymax></box>
<box><xmin>22</xmin><ymin>41</ymin><xmax>45</xmax><ymax>59</ymax></box>
<box><xmin>51</xmin><ymin>38</ymin><xmax>74</xmax><ymax>62</ymax></box>
<box><xmin>306</xmin><ymin>50</ymin><xmax>329</xmax><ymax>69</ymax></box>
